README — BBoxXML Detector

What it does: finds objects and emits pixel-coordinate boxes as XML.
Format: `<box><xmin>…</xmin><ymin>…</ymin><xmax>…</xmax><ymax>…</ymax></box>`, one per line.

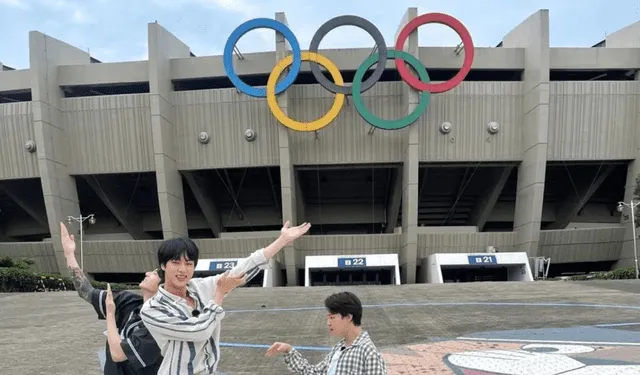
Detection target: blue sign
<box><xmin>209</xmin><ymin>260</ymin><xmax>238</xmax><ymax>271</ymax></box>
<box><xmin>468</xmin><ymin>255</ymin><xmax>497</xmax><ymax>265</ymax></box>
<box><xmin>338</xmin><ymin>257</ymin><xmax>367</xmax><ymax>268</ymax></box>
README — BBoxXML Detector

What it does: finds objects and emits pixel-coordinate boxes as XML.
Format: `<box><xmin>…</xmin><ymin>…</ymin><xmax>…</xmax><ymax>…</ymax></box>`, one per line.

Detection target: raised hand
<box><xmin>279</xmin><ymin>221</ymin><xmax>311</xmax><ymax>244</ymax></box>
<box><xmin>216</xmin><ymin>271</ymin><xmax>247</xmax><ymax>295</ymax></box>
<box><xmin>265</xmin><ymin>342</ymin><xmax>293</xmax><ymax>357</ymax></box>
<box><xmin>106</xmin><ymin>283</ymin><xmax>116</xmax><ymax>316</ymax></box>
<box><xmin>60</xmin><ymin>222</ymin><xmax>76</xmax><ymax>257</ymax></box>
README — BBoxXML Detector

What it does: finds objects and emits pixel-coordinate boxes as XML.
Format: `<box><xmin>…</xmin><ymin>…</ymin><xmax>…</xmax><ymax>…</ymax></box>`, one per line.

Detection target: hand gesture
<box><xmin>265</xmin><ymin>342</ymin><xmax>293</xmax><ymax>357</ymax></box>
<box><xmin>60</xmin><ymin>222</ymin><xmax>76</xmax><ymax>257</ymax></box>
<box><xmin>106</xmin><ymin>283</ymin><xmax>116</xmax><ymax>317</ymax></box>
<box><xmin>216</xmin><ymin>271</ymin><xmax>246</xmax><ymax>295</ymax></box>
<box><xmin>279</xmin><ymin>221</ymin><xmax>311</xmax><ymax>244</ymax></box>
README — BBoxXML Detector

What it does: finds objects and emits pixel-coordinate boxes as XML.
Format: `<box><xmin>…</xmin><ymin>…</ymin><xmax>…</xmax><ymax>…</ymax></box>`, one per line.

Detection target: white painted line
<box><xmin>595</xmin><ymin>322</ymin><xmax>640</xmax><ymax>328</ymax></box>
<box><xmin>456</xmin><ymin>337</ymin><xmax>640</xmax><ymax>347</ymax></box>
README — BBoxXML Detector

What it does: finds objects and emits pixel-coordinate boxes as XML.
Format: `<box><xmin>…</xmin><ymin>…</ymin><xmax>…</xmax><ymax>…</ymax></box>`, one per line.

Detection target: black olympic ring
<box><xmin>308</xmin><ymin>15</ymin><xmax>388</xmax><ymax>95</ymax></box>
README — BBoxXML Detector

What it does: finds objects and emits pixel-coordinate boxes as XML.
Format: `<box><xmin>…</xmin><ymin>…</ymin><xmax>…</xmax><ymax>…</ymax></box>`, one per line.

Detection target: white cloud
<box><xmin>0</xmin><ymin>0</ymin><xmax>29</xmax><ymax>9</ymax></box>
<box><xmin>153</xmin><ymin>0</ymin><xmax>274</xmax><ymax>45</ymax></box>
<box><xmin>2</xmin><ymin>0</ymin><xmax>639</xmax><ymax>68</ymax></box>
<box><xmin>211</xmin><ymin>0</ymin><xmax>260</xmax><ymax>15</ymax></box>
<box><xmin>72</xmin><ymin>9</ymin><xmax>94</xmax><ymax>24</ymax></box>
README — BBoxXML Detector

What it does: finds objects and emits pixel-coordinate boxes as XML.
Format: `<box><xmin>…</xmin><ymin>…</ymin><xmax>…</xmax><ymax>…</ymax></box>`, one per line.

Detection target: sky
<box><xmin>0</xmin><ymin>0</ymin><xmax>638</xmax><ymax>69</ymax></box>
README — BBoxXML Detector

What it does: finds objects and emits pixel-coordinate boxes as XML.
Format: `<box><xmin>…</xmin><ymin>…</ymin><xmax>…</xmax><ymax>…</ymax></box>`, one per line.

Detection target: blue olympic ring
<box><xmin>223</xmin><ymin>18</ymin><xmax>302</xmax><ymax>98</ymax></box>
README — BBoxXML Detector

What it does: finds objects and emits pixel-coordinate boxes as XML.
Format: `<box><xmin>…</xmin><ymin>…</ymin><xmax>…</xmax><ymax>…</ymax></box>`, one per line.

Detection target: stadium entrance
<box><xmin>194</xmin><ymin>258</ymin><xmax>265</xmax><ymax>287</ymax></box>
<box><xmin>308</xmin><ymin>268</ymin><xmax>395</xmax><ymax>286</ymax></box>
<box><xmin>423</xmin><ymin>252</ymin><xmax>534</xmax><ymax>283</ymax></box>
<box><xmin>440</xmin><ymin>265</ymin><xmax>510</xmax><ymax>282</ymax></box>
<box><xmin>304</xmin><ymin>254</ymin><xmax>401</xmax><ymax>287</ymax></box>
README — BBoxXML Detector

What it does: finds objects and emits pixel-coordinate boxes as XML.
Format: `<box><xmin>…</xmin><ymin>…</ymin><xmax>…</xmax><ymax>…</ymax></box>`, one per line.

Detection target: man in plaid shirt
<box><xmin>266</xmin><ymin>292</ymin><xmax>387</xmax><ymax>374</ymax></box>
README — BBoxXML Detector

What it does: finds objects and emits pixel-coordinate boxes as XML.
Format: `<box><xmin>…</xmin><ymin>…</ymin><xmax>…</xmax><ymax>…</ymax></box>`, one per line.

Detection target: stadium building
<box><xmin>0</xmin><ymin>8</ymin><xmax>638</xmax><ymax>287</ymax></box>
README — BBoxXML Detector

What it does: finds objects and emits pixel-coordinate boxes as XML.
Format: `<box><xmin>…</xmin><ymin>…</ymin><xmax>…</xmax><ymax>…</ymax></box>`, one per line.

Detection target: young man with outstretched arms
<box><xmin>61</xmin><ymin>222</ymin><xmax>164</xmax><ymax>375</ymax></box>
<box><xmin>140</xmin><ymin>221</ymin><xmax>311</xmax><ymax>375</ymax></box>
<box><xmin>266</xmin><ymin>291</ymin><xmax>387</xmax><ymax>375</ymax></box>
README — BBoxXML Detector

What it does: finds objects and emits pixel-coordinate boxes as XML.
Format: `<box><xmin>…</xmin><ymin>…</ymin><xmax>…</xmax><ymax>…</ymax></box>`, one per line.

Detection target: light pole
<box><xmin>66</xmin><ymin>214</ymin><xmax>96</xmax><ymax>270</ymax></box>
<box><xmin>617</xmin><ymin>200</ymin><xmax>640</xmax><ymax>279</ymax></box>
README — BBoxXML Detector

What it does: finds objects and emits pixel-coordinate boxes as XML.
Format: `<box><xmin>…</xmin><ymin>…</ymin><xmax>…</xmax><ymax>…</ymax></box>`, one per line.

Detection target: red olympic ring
<box><xmin>395</xmin><ymin>13</ymin><xmax>475</xmax><ymax>93</ymax></box>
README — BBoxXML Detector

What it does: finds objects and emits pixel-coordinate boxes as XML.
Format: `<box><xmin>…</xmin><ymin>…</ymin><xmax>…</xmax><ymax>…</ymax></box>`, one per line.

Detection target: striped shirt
<box><xmin>140</xmin><ymin>248</ymin><xmax>269</xmax><ymax>375</ymax></box>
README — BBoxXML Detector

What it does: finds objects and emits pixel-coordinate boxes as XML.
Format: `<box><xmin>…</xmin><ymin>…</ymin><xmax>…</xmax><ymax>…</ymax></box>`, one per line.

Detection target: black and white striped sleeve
<box><xmin>90</xmin><ymin>289</ymin><xmax>108</xmax><ymax>319</ymax></box>
<box><xmin>230</xmin><ymin>248</ymin><xmax>270</xmax><ymax>283</ymax></box>
<box><xmin>194</xmin><ymin>248</ymin><xmax>270</xmax><ymax>294</ymax></box>
<box><xmin>140</xmin><ymin>300</ymin><xmax>225</xmax><ymax>342</ymax></box>
<box><xmin>89</xmin><ymin>289</ymin><xmax>130</xmax><ymax>320</ymax></box>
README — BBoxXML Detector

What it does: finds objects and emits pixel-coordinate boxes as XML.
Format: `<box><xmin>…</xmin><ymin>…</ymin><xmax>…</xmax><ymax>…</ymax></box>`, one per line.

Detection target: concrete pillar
<box><xmin>148</xmin><ymin>23</ymin><xmax>190</xmax><ymax>238</ymax></box>
<box><xmin>396</xmin><ymin>8</ymin><xmax>420</xmax><ymax>284</ymax></box>
<box><xmin>384</xmin><ymin>168</ymin><xmax>403</xmax><ymax>233</ymax></box>
<box><xmin>503</xmin><ymin>10</ymin><xmax>550</xmax><ymax>258</ymax></box>
<box><xmin>29</xmin><ymin>32</ymin><xmax>90</xmax><ymax>275</ymax></box>
<box><xmin>606</xmin><ymin>22</ymin><xmax>640</xmax><ymax>269</ymax></box>
<box><xmin>469</xmin><ymin>166</ymin><xmax>513</xmax><ymax>231</ymax></box>
<box><xmin>275</xmin><ymin>12</ymin><xmax>299</xmax><ymax>286</ymax></box>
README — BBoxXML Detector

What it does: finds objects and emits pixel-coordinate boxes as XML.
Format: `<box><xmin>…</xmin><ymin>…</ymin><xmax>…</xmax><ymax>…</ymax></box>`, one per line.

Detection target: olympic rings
<box><xmin>223</xmin><ymin>12</ymin><xmax>475</xmax><ymax>131</ymax></box>
<box><xmin>352</xmin><ymin>50</ymin><xmax>431</xmax><ymax>130</ymax></box>
<box><xmin>395</xmin><ymin>13</ymin><xmax>474</xmax><ymax>93</ymax></box>
<box><xmin>308</xmin><ymin>16</ymin><xmax>388</xmax><ymax>95</ymax></box>
<box><xmin>267</xmin><ymin>52</ymin><xmax>345</xmax><ymax>132</ymax></box>
<box><xmin>223</xmin><ymin>18</ymin><xmax>301</xmax><ymax>98</ymax></box>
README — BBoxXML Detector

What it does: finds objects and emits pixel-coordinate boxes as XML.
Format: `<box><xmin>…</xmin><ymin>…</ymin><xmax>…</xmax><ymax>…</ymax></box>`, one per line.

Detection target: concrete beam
<box><xmin>385</xmin><ymin>167</ymin><xmax>402</xmax><ymax>233</ymax></box>
<box><xmin>468</xmin><ymin>166</ymin><xmax>513</xmax><ymax>231</ymax></box>
<box><xmin>547</xmin><ymin>165</ymin><xmax>615</xmax><ymax>230</ymax></box>
<box><xmin>29</xmin><ymin>31</ymin><xmax>89</xmax><ymax>275</ymax></box>
<box><xmin>398</xmin><ymin>7</ymin><xmax>420</xmax><ymax>284</ymax></box>
<box><xmin>504</xmin><ymin>10</ymin><xmax>550</xmax><ymax>258</ymax></box>
<box><xmin>295</xmin><ymin>170</ymin><xmax>306</xmax><ymax>224</ymax></box>
<box><xmin>603</xmin><ymin>23</ymin><xmax>640</xmax><ymax>269</ymax></box>
<box><xmin>442</xmin><ymin>168</ymin><xmax>473</xmax><ymax>226</ymax></box>
<box><xmin>605</xmin><ymin>21</ymin><xmax>640</xmax><ymax>48</ymax></box>
<box><xmin>148</xmin><ymin>22</ymin><xmax>191</xmax><ymax>238</ymax></box>
<box><xmin>275</xmin><ymin>11</ymin><xmax>299</xmax><ymax>286</ymax></box>
<box><xmin>0</xmin><ymin>183</ymin><xmax>48</xmax><ymax>230</ymax></box>
<box><xmin>182</xmin><ymin>171</ymin><xmax>223</xmax><ymax>237</ymax></box>
<box><xmin>80</xmin><ymin>176</ymin><xmax>152</xmax><ymax>240</ymax></box>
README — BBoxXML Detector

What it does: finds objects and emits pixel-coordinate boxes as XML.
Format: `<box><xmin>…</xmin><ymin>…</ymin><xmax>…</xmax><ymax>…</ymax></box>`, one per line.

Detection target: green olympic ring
<box><xmin>351</xmin><ymin>49</ymin><xmax>431</xmax><ymax>130</ymax></box>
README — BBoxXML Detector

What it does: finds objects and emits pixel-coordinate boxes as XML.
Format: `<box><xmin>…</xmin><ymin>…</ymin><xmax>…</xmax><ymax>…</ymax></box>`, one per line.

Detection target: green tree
<box><xmin>0</xmin><ymin>256</ymin><xmax>35</xmax><ymax>269</ymax></box>
<box><xmin>12</xmin><ymin>258</ymin><xmax>35</xmax><ymax>270</ymax></box>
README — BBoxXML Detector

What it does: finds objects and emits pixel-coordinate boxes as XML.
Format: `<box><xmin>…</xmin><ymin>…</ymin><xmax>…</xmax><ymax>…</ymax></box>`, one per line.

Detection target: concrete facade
<box><xmin>0</xmin><ymin>9</ymin><xmax>638</xmax><ymax>284</ymax></box>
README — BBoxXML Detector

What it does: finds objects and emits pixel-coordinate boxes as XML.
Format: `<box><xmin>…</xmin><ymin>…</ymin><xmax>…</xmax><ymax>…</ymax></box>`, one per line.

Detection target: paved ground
<box><xmin>1</xmin><ymin>280</ymin><xmax>640</xmax><ymax>374</ymax></box>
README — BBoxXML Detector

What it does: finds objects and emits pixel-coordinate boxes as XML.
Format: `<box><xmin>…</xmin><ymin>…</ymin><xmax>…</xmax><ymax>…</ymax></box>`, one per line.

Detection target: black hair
<box><xmin>157</xmin><ymin>237</ymin><xmax>200</xmax><ymax>268</ymax></box>
<box><xmin>324</xmin><ymin>291</ymin><xmax>362</xmax><ymax>326</ymax></box>
<box><xmin>154</xmin><ymin>268</ymin><xmax>165</xmax><ymax>283</ymax></box>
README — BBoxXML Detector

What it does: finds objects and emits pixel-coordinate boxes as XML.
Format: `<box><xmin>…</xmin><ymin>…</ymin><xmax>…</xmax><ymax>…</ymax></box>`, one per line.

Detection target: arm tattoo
<box><xmin>68</xmin><ymin>266</ymin><xmax>94</xmax><ymax>302</ymax></box>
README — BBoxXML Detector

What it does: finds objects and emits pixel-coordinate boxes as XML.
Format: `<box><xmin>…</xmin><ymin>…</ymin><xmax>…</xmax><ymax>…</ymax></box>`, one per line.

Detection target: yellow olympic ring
<box><xmin>266</xmin><ymin>52</ymin><xmax>345</xmax><ymax>132</ymax></box>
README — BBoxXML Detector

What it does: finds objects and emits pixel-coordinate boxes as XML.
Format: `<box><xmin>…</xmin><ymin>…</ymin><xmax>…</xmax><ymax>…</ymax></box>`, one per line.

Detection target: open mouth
<box><xmin>176</xmin><ymin>276</ymin><xmax>187</xmax><ymax>282</ymax></box>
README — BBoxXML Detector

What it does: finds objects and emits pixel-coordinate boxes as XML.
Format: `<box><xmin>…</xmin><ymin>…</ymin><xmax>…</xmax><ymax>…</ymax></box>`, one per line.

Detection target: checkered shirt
<box><xmin>283</xmin><ymin>331</ymin><xmax>387</xmax><ymax>374</ymax></box>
